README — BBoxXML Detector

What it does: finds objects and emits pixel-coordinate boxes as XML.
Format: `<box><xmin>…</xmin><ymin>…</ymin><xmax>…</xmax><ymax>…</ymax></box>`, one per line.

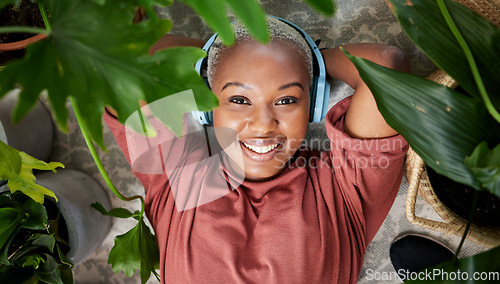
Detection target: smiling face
<box><xmin>211</xmin><ymin>40</ymin><xmax>310</xmax><ymax>181</ymax></box>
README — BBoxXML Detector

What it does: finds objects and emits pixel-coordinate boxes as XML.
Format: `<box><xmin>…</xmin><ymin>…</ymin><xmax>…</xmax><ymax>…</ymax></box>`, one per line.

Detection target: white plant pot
<box><xmin>1</xmin><ymin>169</ymin><xmax>113</xmax><ymax>265</ymax></box>
<box><xmin>0</xmin><ymin>89</ymin><xmax>54</xmax><ymax>162</ymax></box>
<box><xmin>35</xmin><ymin>169</ymin><xmax>113</xmax><ymax>264</ymax></box>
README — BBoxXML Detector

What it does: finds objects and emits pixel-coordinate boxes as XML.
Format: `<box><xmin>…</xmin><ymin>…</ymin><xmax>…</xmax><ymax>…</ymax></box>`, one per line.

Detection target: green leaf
<box><xmin>91</xmin><ymin>202</ymin><xmax>140</xmax><ymax>219</ymax></box>
<box><xmin>31</xmin><ymin>234</ymin><xmax>56</xmax><ymax>254</ymax></box>
<box><xmin>108</xmin><ymin>218</ymin><xmax>160</xmax><ymax>284</ymax></box>
<box><xmin>21</xmin><ymin>197</ymin><xmax>48</xmax><ymax>230</ymax></box>
<box><xmin>20</xmin><ymin>254</ymin><xmax>45</xmax><ymax>269</ymax></box>
<box><xmin>0</xmin><ymin>228</ymin><xmax>19</xmax><ymax>265</ymax></box>
<box><xmin>386</xmin><ymin>0</ymin><xmax>500</xmax><ymax>108</ymax></box>
<box><xmin>7</xmin><ymin>151</ymin><xmax>63</xmax><ymax>204</ymax></box>
<box><xmin>48</xmin><ymin>213</ymin><xmax>69</xmax><ymax>246</ymax></box>
<box><xmin>0</xmin><ymin>0</ymin><xmax>217</xmax><ymax>148</ymax></box>
<box><xmin>0</xmin><ymin>140</ymin><xmax>22</xmax><ymax>181</ymax></box>
<box><xmin>0</xmin><ymin>141</ymin><xmax>63</xmax><ymax>204</ymax></box>
<box><xmin>0</xmin><ymin>207</ymin><xmax>22</xmax><ymax>249</ymax></box>
<box><xmin>35</xmin><ymin>254</ymin><xmax>63</xmax><ymax>284</ymax></box>
<box><xmin>56</xmin><ymin>244</ymin><xmax>74</xmax><ymax>270</ymax></box>
<box><xmin>182</xmin><ymin>0</ymin><xmax>272</xmax><ymax>43</ymax></box>
<box><xmin>138</xmin><ymin>0</ymin><xmax>173</xmax><ymax>22</ymax></box>
<box><xmin>407</xmin><ymin>246</ymin><xmax>500</xmax><ymax>283</ymax></box>
<box><xmin>465</xmin><ymin>142</ymin><xmax>500</xmax><ymax>197</ymax></box>
<box><xmin>304</xmin><ymin>0</ymin><xmax>336</xmax><ymax>16</ymax></box>
<box><xmin>59</xmin><ymin>264</ymin><xmax>73</xmax><ymax>284</ymax></box>
<box><xmin>181</xmin><ymin>0</ymin><xmax>234</xmax><ymax>45</ymax></box>
<box><xmin>343</xmin><ymin>49</ymin><xmax>500</xmax><ymax>190</ymax></box>
<box><xmin>225</xmin><ymin>0</ymin><xmax>269</xmax><ymax>43</ymax></box>
<box><xmin>10</xmin><ymin>244</ymin><xmax>40</xmax><ymax>264</ymax></box>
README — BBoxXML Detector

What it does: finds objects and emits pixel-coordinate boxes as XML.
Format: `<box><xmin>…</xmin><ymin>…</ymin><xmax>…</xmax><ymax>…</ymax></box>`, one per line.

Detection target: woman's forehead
<box><xmin>212</xmin><ymin>40</ymin><xmax>310</xmax><ymax>90</ymax></box>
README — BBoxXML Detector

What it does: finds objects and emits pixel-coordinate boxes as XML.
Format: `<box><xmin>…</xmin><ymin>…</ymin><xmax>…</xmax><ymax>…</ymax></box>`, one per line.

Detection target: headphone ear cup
<box><xmin>309</xmin><ymin>76</ymin><xmax>331</xmax><ymax>123</ymax></box>
<box><xmin>309</xmin><ymin>76</ymin><xmax>319</xmax><ymax>122</ymax></box>
<box><xmin>320</xmin><ymin>81</ymin><xmax>331</xmax><ymax>121</ymax></box>
<box><xmin>192</xmin><ymin>34</ymin><xmax>218</xmax><ymax>125</ymax></box>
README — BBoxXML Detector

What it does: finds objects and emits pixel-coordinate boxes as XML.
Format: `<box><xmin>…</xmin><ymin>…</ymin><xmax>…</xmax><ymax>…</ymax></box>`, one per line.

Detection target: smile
<box><xmin>241</xmin><ymin>142</ymin><xmax>279</xmax><ymax>154</ymax></box>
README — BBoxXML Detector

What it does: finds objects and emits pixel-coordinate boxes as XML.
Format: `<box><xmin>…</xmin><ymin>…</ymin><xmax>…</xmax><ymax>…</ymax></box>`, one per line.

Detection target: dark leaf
<box><xmin>48</xmin><ymin>213</ymin><xmax>69</xmax><ymax>246</ymax></box>
<box><xmin>343</xmin><ymin>50</ymin><xmax>500</xmax><ymax>190</ymax></box>
<box><xmin>21</xmin><ymin>197</ymin><xmax>48</xmax><ymax>230</ymax></box>
<box><xmin>465</xmin><ymin>142</ymin><xmax>500</xmax><ymax>197</ymax></box>
<box><xmin>387</xmin><ymin>0</ymin><xmax>500</xmax><ymax>108</ymax></box>
<box><xmin>304</xmin><ymin>0</ymin><xmax>336</xmax><ymax>16</ymax></box>
<box><xmin>406</xmin><ymin>246</ymin><xmax>500</xmax><ymax>283</ymax></box>
<box><xmin>35</xmin><ymin>254</ymin><xmax>63</xmax><ymax>284</ymax></box>
<box><xmin>56</xmin><ymin>244</ymin><xmax>74</xmax><ymax>269</ymax></box>
<box><xmin>0</xmin><ymin>207</ymin><xmax>22</xmax><ymax>250</ymax></box>
<box><xmin>31</xmin><ymin>234</ymin><xmax>56</xmax><ymax>254</ymax></box>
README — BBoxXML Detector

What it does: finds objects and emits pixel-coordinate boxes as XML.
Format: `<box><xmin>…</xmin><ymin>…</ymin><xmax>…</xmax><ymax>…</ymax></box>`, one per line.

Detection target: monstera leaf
<box><xmin>386</xmin><ymin>0</ymin><xmax>500</xmax><ymax>109</ymax></box>
<box><xmin>0</xmin><ymin>0</ymin><xmax>217</xmax><ymax>148</ymax></box>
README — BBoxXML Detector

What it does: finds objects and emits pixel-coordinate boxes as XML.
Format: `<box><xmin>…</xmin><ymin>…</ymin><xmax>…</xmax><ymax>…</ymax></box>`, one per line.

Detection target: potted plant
<box><xmin>0</xmin><ymin>139</ymin><xmax>112</xmax><ymax>283</ymax></box>
<box><xmin>0</xmin><ymin>0</ymin><xmax>337</xmax><ymax>282</ymax></box>
<box><xmin>0</xmin><ymin>190</ymin><xmax>73</xmax><ymax>284</ymax></box>
<box><xmin>343</xmin><ymin>0</ymin><xmax>500</xmax><ymax>277</ymax></box>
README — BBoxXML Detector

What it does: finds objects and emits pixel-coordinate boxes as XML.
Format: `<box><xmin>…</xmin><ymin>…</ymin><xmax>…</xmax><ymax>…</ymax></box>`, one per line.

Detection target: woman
<box><xmin>105</xmin><ymin>17</ymin><xmax>410</xmax><ymax>283</ymax></box>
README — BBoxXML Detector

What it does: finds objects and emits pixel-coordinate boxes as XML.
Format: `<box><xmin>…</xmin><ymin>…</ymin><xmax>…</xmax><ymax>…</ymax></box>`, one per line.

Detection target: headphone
<box><xmin>192</xmin><ymin>16</ymin><xmax>331</xmax><ymax>125</ymax></box>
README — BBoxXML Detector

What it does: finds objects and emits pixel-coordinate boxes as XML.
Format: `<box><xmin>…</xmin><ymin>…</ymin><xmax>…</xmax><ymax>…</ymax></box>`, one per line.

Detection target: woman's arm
<box><xmin>321</xmin><ymin>44</ymin><xmax>411</xmax><ymax>139</ymax></box>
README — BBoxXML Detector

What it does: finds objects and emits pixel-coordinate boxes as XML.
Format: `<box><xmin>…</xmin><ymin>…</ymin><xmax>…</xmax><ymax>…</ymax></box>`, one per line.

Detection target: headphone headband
<box><xmin>192</xmin><ymin>16</ymin><xmax>330</xmax><ymax>124</ymax></box>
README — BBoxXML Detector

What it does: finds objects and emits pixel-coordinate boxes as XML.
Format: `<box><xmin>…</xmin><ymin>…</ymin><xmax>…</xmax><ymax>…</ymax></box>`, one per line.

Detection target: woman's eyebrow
<box><xmin>221</xmin><ymin>82</ymin><xmax>251</xmax><ymax>91</ymax></box>
<box><xmin>278</xmin><ymin>82</ymin><xmax>304</xmax><ymax>91</ymax></box>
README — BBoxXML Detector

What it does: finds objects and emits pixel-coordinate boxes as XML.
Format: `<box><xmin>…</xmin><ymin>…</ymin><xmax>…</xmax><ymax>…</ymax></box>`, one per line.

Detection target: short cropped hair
<box><xmin>206</xmin><ymin>17</ymin><xmax>314</xmax><ymax>87</ymax></box>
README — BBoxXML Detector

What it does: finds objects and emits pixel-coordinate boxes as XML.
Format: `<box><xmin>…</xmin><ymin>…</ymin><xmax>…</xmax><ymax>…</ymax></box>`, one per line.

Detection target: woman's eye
<box><xmin>276</xmin><ymin>97</ymin><xmax>298</xmax><ymax>105</ymax></box>
<box><xmin>229</xmin><ymin>96</ymin><xmax>250</xmax><ymax>105</ymax></box>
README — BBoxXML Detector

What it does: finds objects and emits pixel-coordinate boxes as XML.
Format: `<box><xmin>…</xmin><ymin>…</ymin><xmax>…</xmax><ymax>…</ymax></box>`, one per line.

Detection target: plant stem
<box><xmin>437</xmin><ymin>0</ymin><xmax>500</xmax><ymax>123</ymax></box>
<box><xmin>452</xmin><ymin>189</ymin><xmax>479</xmax><ymax>265</ymax></box>
<box><xmin>0</xmin><ymin>27</ymin><xmax>48</xmax><ymax>35</ymax></box>
<box><xmin>69</xmin><ymin>97</ymin><xmax>145</xmax><ymax>216</ymax></box>
<box><xmin>38</xmin><ymin>3</ymin><xmax>52</xmax><ymax>31</ymax></box>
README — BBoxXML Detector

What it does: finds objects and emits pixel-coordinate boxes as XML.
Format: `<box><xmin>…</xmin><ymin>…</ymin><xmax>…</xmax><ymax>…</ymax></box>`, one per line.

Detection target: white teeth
<box><xmin>242</xmin><ymin>142</ymin><xmax>279</xmax><ymax>154</ymax></box>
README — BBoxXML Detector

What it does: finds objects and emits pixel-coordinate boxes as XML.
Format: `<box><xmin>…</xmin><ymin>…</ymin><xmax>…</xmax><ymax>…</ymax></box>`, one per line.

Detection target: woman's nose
<box><xmin>248</xmin><ymin>106</ymin><xmax>277</xmax><ymax>134</ymax></box>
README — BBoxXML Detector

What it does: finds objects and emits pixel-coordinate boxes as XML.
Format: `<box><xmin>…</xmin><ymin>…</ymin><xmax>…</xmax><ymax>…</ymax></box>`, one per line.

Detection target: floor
<box><xmin>42</xmin><ymin>0</ymin><xmax>487</xmax><ymax>282</ymax></box>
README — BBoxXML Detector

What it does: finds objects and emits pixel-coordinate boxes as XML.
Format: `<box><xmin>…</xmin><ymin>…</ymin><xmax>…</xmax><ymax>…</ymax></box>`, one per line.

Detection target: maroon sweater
<box><xmin>104</xmin><ymin>96</ymin><xmax>408</xmax><ymax>283</ymax></box>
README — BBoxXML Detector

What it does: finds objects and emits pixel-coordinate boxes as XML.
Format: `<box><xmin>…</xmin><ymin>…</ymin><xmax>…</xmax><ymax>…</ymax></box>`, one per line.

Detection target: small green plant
<box><xmin>0</xmin><ymin>193</ymin><xmax>73</xmax><ymax>284</ymax></box>
<box><xmin>344</xmin><ymin>0</ymin><xmax>500</xmax><ymax>279</ymax></box>
<box><xmin>0</xmin><ymin>139</ymin><xmax>69</xmax><ymax>283</ymax></box>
